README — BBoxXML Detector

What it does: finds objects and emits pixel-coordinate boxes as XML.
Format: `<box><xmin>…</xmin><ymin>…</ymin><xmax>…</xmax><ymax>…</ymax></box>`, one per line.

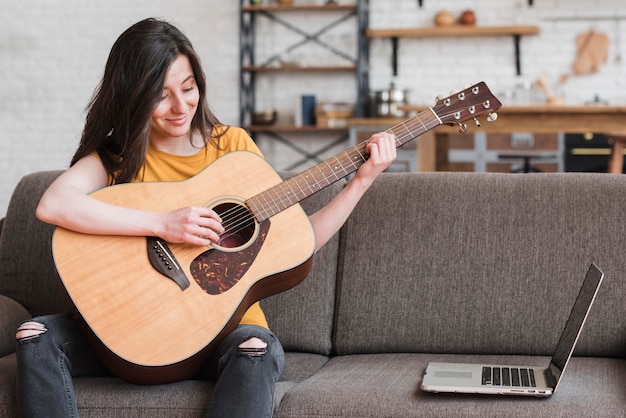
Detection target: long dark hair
<box><xmin>71</xmin><ymin>18</ymin><xmax>226</xmax><ymax>184</ymax></box>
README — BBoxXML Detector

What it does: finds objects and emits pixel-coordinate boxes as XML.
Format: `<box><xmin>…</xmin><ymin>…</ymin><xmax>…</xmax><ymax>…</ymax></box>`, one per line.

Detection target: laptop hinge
<box><xmin>545</xmin><ymin>363</ymin><xmax>560</xmax><ymax>388</ymax></box>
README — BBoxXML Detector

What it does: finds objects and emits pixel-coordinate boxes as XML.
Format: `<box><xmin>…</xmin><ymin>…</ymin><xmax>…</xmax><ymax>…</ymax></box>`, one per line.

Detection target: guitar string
<box><xmin>213</xmin><ymin>98</ymin><xmax>487</xmax><ymax>242</ymax></box>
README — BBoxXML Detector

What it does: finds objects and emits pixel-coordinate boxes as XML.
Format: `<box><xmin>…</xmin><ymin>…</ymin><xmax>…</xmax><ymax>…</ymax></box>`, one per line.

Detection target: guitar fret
<box><xmin>296</xmin><ymin>173</ymin><xmax>318</xmax><ymax>195</ymax></box>
<box><xmin>256</xmin><ymin>192</ymin><xmax>273</xmax><ymax>220</ymax></box>
<box><xmin>323</xmin><ymin>160</ymin><xmax>341</xmax><ymax>183</ymax></box>
<box><xmin>353</xmin><ymin>144</ymin><xmax>367</xmax><ymax>164</ymax></box>
<box><xmin>415</xmin><ymin>114</ymin><xmax>429</xmax><ymax>132</ymax></box>
<box><xmin>283</xmin><ymin>180</ymin><xmax>304</xmax><ymax>206</ymax></box>
<box><xmin>246</xmin><ymin>196</ymin><xmax>264</xmax><ymax>221</ymax></box>
<box><xmin>310</xmin><ymin>166</ymin><xmax>323</xmax><ymax>187</ymax></box>
<box><xmin>314</xmin><ymin>164</ymin><xmax>332</xmax><ymax>189</ymax></box>
<box><xmin>408</xmin><ymin>116</ymin><xmax>426</xmax><ymax>142</ymax></box>
<box><xmin>284</xmin><ymin>178</ymin><xmax>306</xmax><ymax>202</ymax></box>
<box><xmin>270</xmin><ymin>182</ymin><xmax>289</xmax><ymax>212</ymax></box>
<box><xmin>428</xmin><ymin>106</ymin><xmax>443</xmax><ymax>124</ymax></box>
<box><xmin>342</xmin><ymin>149</ymin><xmax>361</xmax><ymax>172</ymax></box>
<box><xmin>332</xmin><ymin>154</ymin><xmax>351</xmax><ymax>178</ymax></box>
<box><xmin>393</xmin><ymin>123</ymin><xmax>410</xmax><ymax>146</ymax></box>
<box><xmin>268</xmin><ymin>187</ymin><xmax>287</xmax><ymax>213</ymax></box>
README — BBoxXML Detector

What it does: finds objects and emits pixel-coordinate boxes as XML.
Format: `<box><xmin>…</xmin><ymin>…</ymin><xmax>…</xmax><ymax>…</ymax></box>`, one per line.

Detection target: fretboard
<box><xmin>246</xmin><ymin>107</ymin><xmax>442</xmax><ymax>221</ymax></box>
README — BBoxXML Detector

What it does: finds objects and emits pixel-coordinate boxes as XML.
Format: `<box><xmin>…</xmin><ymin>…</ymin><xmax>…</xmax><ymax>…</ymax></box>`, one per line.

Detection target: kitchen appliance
<box><xmin>564</xmin><ymin>133</ymin><xmax>616</xmax><ymax>172</ymax></box>
<box><xmin>371</xmin><ymin>82</ymin><xmax>410</xmax><ymax>117</ymax></box>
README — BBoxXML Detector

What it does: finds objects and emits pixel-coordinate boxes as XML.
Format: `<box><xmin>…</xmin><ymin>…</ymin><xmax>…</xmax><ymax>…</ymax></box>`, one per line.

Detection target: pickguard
<box><xmin>190</xmin><ymin>220</ymin><xmax>270</xmax><ymax>295</ymax></box>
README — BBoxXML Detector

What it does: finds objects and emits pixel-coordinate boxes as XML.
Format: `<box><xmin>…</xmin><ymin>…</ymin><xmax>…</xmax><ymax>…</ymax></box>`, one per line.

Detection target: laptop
<box><xmin>420</xmin><ymin>263</ymin><xmax>604</xmax><ymax>397</ymax></box>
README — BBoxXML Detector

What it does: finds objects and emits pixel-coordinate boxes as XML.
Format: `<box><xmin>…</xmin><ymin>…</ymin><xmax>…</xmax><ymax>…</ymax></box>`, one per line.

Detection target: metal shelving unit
<box><xmin>238</xmin><ymin>1</ymin><xmax>370</xmax><ymax>170</ymax></box>
<box><xmin>239</xmin><ymin>1</ymin><xmax>369</xmax><ymax>124</ymax></box>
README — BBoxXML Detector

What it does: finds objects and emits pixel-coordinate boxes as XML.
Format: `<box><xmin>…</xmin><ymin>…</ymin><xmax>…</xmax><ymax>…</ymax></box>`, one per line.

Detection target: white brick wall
<box><xmin>2</xmin><ymin>0</ymin><xmax>625</xmax><ymax>216</ymax></box>
<box><xmin>370</xmin><ymin>0</ymin><xmax>626</xmax><ymax>105</ymax></box>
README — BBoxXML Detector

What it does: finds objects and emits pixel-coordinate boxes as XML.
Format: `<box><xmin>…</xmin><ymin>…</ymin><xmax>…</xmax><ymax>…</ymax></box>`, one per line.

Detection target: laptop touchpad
<box><xmin>433</xmin><ymin>371</ymin><xmax>473</xmax><ymax>379</ymax></box>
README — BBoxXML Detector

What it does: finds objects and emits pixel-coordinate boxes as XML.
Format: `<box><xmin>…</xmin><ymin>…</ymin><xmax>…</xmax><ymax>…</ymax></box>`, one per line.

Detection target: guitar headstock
<box><xmin>433</xmin><ymin>82</ymin><xmax>502</xmax><ymax>133</ymax></box>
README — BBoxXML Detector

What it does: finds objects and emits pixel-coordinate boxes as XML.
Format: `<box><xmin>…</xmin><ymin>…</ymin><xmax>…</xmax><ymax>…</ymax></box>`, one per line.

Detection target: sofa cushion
<box><xmin>0</xmin><ymin>171</ymin><xmax>66</xmax><ymax>317</ymax></box>
<box><xmin>334</xmin><ymin>173</ymin><xmax>626</xmax><ymax>358</ymax></box>
<box><xmin>0</xmin><ymin>295</ymin><xmax>30</xmax><ymax>357</ymax></box>
<box><xmin>0</xmin><ymin>350</ymin><xmax>328</xmax><ymax>417</ymax></box>
<box><xmin>275</xmin><ymin>353</ymin><xmax>626</xmax><ymax>417</ymax></box>
<box><xmin>261</xmin><ymin>177</ymin><xmax>346</xmax><ymax>355</ymax></box>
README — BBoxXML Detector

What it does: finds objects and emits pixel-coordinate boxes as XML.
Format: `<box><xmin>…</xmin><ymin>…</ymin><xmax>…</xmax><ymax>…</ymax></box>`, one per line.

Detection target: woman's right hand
<box><xmin>158</xmin><ymin>206</ymin><xmax>224</xmax><ymax>246</ymax></box>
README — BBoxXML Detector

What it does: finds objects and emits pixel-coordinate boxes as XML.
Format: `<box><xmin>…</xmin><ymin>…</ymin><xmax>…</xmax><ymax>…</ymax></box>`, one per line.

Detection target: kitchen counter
<box><xmin>350</xmin><ymin>105</ymin><xmax>626</xmax><ymax>171</ymax></box>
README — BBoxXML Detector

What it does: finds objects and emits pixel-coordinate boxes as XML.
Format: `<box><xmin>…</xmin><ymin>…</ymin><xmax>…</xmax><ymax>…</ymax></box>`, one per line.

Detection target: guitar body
<box><xmin>52</xmin><ymin>151</ymin><xmax>315</xmax><ymax>384</ymax></box>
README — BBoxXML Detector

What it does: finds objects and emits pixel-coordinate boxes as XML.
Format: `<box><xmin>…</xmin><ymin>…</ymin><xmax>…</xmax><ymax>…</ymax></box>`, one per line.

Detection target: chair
<box><xmin>606</xmin><ymin>134</ymin><xmax>626</xmax><ymax>174</ymax></box>
<box><xmin>498</xmin><ymin>150</ymin><xmax>558</xmax><ymax>173</ymax></box>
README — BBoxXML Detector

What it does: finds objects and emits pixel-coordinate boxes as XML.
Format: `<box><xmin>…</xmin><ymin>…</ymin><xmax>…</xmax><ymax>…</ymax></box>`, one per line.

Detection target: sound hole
<box><xmin>213</xmin><ymin>202</ymin><xmax>257</xmax><ymax>250</ymax></box>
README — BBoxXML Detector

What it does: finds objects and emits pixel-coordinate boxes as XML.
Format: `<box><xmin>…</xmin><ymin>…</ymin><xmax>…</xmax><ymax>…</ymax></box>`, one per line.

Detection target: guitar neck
<box><xmin>246</xmin><ymin>107</ymin><xmax>442</xmax><ymax>221</ymax></box>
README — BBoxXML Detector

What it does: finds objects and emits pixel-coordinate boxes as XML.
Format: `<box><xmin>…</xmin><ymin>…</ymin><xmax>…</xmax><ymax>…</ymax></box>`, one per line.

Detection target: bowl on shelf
<box><xmin>252</xmin><ymin>110</ymin><xmax>278</xmax><ymax>125</ymax></box>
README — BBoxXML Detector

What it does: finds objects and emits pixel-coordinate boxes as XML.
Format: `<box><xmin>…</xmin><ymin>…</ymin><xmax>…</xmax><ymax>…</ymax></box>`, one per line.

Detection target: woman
<box><xmin>15</xmin><ymin>18</ymin><xmax>396</xmax><ymax>417</ymax></box>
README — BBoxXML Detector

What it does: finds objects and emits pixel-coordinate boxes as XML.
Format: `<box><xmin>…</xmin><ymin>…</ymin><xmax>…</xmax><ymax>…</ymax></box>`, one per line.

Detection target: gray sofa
<box><xmin>1</xmin><ymin>170</ymin><xmax>625</xmax><ymax>417</ymax></box>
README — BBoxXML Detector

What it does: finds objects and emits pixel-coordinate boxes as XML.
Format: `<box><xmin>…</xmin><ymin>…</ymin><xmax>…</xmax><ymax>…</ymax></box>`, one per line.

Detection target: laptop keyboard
<box><xmin>481</xmin><ymin>366</ymin><xmax>536</xmax><ymax>387</ymax></box>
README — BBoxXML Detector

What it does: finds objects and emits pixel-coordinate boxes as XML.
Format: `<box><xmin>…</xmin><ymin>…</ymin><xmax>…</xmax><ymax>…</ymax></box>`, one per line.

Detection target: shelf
<box><xmin>367</xmin><ymin>25</ymin><xmax>540</xmax><ymax>38</ymax></box>
<box><xmin>246</xmin><ymin>125</ymin><xmax>350</xmax><ymax>171</ymax></box>
<box><xmin>416</xmin><ymin>1</ymin><xmax>534</xmax><ymax>7</ymax></box>
<box><xmin>242</xmin><ymin>65</ymin><xmax>357</xmax><ymax>72</ymax></box>
<box><xmin>367</xmin><ymin>25</ymin><xmax>540</xmax><ymax>76</ymax></box>
<box><xmin>242</xmin><ymin>4</ymin><xmax>357</xmax><ymax>12</ymax></box>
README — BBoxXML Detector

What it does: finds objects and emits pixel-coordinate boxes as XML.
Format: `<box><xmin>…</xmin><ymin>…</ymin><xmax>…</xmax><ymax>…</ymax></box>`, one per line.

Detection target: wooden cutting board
<box><xmin>573</xmin><ymin>29</ymin><xmax>609</xmax><ymax>75</ymax></box>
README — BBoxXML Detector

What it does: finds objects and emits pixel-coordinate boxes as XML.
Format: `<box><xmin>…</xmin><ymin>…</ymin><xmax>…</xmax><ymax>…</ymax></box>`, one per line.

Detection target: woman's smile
<box><xmin>150</xmin><ymin>54</ymin><xmax>200</xmax><ymax>148</ymax></box>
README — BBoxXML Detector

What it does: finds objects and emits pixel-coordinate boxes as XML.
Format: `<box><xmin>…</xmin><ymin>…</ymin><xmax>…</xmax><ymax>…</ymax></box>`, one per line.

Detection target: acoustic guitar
<box><xmin>52</xmin><ymin>82</ymin><xmax>501</xmax><ymax>384</ymax></box>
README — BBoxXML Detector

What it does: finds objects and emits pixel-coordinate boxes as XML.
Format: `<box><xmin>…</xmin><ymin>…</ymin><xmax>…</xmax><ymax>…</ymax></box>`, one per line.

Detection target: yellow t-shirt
<box><xmin>132</xmin><ymin>126</ymin><xmax>269</xmax><ymax>329</ymax></box>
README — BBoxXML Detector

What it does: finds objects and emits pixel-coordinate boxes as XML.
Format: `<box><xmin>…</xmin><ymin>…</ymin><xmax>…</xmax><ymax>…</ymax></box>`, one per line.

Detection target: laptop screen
<box><xmin>550</xmin><ymin>263</ymin><xmax>604</xmax><ymax>378</ymax></box>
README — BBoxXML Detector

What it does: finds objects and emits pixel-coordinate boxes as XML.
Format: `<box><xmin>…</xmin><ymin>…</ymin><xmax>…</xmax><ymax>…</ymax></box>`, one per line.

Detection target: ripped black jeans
<box><xmin>15</xmin><ymin>313</ymin><xmax>284</xmax><ymax>418</ymax></box>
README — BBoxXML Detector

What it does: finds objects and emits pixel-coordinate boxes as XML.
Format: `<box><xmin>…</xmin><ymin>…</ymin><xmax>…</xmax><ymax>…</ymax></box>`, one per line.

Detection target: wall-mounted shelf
<box><xmin>367</xmin><ymin>25</ymin><xmax>540</xmax><ymax>76</ymax></box>
<box><xmin>248</xmin><ymin>126</ymin><xmax>350</xmax><ymax>170</ymax></box>
<box><xmin>417</xmin><ymin>1</ymin><xmax>533</xmax><ymax>6</ymax></box>
<box><xmin>242</xmin><ymin>65</ymin><xmax>357</xmax><ymax>72</ymax></box>
<box><xmin>367</xmin><ymin>25</ymin><xmax>539</xmax><ymax>38</ymax></box>
<box><xmin>242</xmin><ymin>4</ymin><xmax>358</xmax><ymax>12</ymax></box>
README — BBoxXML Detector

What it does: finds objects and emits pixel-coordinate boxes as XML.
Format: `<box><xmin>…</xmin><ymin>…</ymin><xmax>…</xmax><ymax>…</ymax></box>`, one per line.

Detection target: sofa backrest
<box><xmin>333</xmin><ymin>172</ymin><xmax>626</xmax><ymax>359</ymax></box>
<box><xmin>261</xmin><ymin>176</ymin><xmax>346</xmax><ymax>356</ymax></box>
<box><xmin>0</xmin><ymin>171</ymin><xmax>66</xmax><ymax>316</ymax></box>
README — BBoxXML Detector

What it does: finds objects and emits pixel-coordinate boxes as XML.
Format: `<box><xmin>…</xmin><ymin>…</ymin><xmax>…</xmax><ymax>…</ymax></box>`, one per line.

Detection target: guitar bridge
<box><xmin>146</xmin><ymin>237</ymin><xmax>190</xmax><ymax>291</ymax></box>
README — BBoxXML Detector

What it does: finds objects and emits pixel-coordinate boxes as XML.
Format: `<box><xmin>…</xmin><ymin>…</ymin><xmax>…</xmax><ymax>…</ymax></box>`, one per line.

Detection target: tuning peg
<box><xmin>458</xmin><ymin>123</ymin><xmax>468</xmax><ymax>134</ymax></box>
<box><xmin>487</xmin><ymin>112</ymin><xmax>498</xmax><ymax>122</ymax></box>
<box><xmin>473</xmin><ymin>117</ymin><xmax>481</xmax><ymax>127</ymax></box>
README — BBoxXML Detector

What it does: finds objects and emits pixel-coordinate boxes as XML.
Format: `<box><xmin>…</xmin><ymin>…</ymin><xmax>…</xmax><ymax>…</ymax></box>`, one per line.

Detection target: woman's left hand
<box><xmin>355</xmin><ymin>132</ymin><xmax>397</xmax><ymax>182</ymax></box>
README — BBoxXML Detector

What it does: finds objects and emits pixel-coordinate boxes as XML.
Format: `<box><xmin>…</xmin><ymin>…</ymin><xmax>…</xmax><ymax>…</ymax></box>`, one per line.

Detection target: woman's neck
<box><xmin>150</xmin><ymin>132</ymin><xmax>203</xmax><ymax>156</ymax></box>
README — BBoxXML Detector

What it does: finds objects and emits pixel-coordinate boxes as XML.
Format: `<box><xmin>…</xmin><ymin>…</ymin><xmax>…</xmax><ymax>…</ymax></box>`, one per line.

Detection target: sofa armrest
<box><xmin>0</xmin><ymin>294</ymin><xmax>31</xmax><ymax>357</ymax></box>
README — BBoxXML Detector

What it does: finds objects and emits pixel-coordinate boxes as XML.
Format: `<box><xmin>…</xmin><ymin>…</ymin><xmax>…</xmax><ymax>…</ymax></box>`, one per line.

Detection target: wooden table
<box><xmin>350</xmin><ymin>105</ymin><xmax>626</xmax><ymax>171</ymax></box>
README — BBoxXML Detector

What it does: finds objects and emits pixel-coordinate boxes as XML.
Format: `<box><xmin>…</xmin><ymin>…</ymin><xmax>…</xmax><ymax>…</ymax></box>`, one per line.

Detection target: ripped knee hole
<box><xmin>238</xmin><ymin>337</ymin><xmax>268</xmax><ymax>357</ymax></box>
<box><xmin>16</xmin><ymin>321</ymin><xmax>48</xmax><ymax>341</ymax></box>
